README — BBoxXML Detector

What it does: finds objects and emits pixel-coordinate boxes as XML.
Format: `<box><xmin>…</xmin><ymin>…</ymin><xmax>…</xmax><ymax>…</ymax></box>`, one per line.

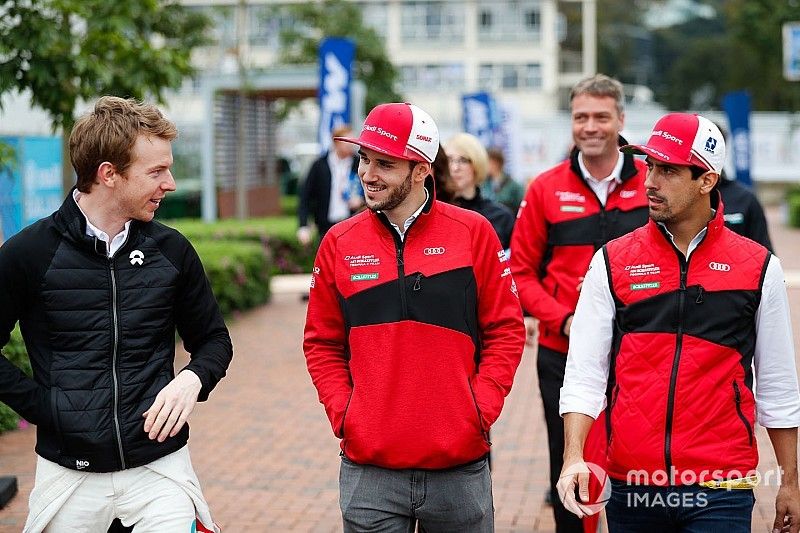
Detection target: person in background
<box><xmin>0</xmin><ymin>96</ymin><xmax>232</xmax><ymax>532</ymax></box>
<box><xmin>304</xmin><ymin>102</ymin><xmax>525</xmax><ymax>532</ymax></box>
<box><xmin>713</xmin><ymin>121</ymin><xmax>773</xmax><ymax>252</ymax></box>
<box><xmin>445</xmin><ymin>133</ymin><xmax>516</xmax><ymax>250</ymax></box>
<box><xmin>296</xmin><ymin>125</ymin><xmax>363</xmax><ymax>246</ymax></box>
<box><xmin>510</xmin><ymin>74</ymin><xmax>649</xmax><ymax>533</ymax></box>
<box><xmin>481</xmin><ymin>147</ymin><xmax>524</xmax><ymax>213</ymax></box>
<box><xmin>558</xmin><ymin>113</ymin><xmax>799</xmax><ymax>532</ymax></box>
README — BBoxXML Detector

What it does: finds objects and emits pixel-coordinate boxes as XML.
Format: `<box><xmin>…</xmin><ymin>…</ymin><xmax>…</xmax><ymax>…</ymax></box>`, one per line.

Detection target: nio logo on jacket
<box><xmin>76</xmin><ymin>460</ymin><xmax>90</xmax><ymax>470</ymax></box>
<box><xmin>709</xmin><ymin>262</ymin><xmax>731</xmax><ymax>272</ymax></box>
<box><xmin>423</xmin><ymin>247</ymin><xmax>445</xmax><ymax>255</ymax></box>
<box><xmin>129</xmin><ymin>250</ymin><xmax>144</xmax><ymax>265</ymax></box>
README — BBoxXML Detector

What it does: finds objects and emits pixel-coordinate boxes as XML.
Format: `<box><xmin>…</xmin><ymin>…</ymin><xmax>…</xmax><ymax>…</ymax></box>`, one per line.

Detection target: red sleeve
<box><xmin>469</xmin><ymin>218</ymin><xmax>526</xmax><ymax>430</ymax></box>
<box><xmin>510</xmin><ymin>179</ymin><xmax>573</xmax><ymax>332</ymax></box>
<box><xmin>303</xmin><ymin>231</ymin><xmax>352</xmax><ymax>438</ymax></box>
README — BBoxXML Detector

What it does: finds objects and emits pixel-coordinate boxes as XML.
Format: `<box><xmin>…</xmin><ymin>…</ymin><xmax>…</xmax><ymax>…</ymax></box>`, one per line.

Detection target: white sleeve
<box><xmin>559</xmin><ymin>249</ymin><xmax>615</xmax><ymax>418</ymax></box>
<box><xmin>754</xmin><ymin>255</ymin><xmax>800</xmax><ymax>428</ymax></box>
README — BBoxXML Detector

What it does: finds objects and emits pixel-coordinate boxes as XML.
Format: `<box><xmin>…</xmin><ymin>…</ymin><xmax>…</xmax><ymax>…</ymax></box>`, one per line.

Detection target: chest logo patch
<box><xmin>129</xmin><ymin>250</ymin><xmax>144</xmax><ymax>266</ymax></box>
<box><xmin>709</xmin><ymin>262</ymin><xmax>731</xmax><ymax>272</ymax></box>
<box><xmin>423</xmin><ymin>247</ymin><xmax>445</xmax><ymax>255</ymax></box>
<box><xmin>556</xmin><ymin>191</ymin><xmax>586</xmax><ymax>203</ymax></box>
<box><xmin>625</xmin><ymin>263</ymin><xmax>661</xmax><ymax>277</ymax></box>
<box><xmin>351</xmin><ymin>273</ymin><xmax>379</xmax><ymax>282</ymax></box>
<box><xmin>560</xmin><ymin>205</ymin><xmax>585</xmax><ymax>213</ymax></box>
<box><xmin>619</xmin><ymin>189</ymin><xmax>637</xmax><ymax>199</ymax></box>
<box><xmin>344</xmin><ymin>254</ymin><xmax>381</xmax><ymax>267</ymax></box>
<box><xmin>631</xmin><ymin>282</ymin><xmax>660</xmax><ymax>291</ymax></box>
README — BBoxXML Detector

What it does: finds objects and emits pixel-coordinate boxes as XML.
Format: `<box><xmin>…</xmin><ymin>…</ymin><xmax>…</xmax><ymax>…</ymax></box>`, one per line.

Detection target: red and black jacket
<box><xmin>511</xmin><ymin>145</ymin><xmax>648</xmax><ymax>353</ymax></box>
<box><xmin>304</xmin><ymin>180</ymin><xmax>525</xmax><ymax>470</ymax></box>
<box><xmin>603</xmin><ymin>198</ymin><xmax>769</xmax><ymax>484</ymax></box>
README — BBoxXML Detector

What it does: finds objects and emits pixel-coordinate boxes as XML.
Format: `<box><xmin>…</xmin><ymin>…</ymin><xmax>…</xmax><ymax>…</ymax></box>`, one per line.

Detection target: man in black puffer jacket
<box><xmin>0</xmin><ymin>96</ymin><xmax>232</xmax><ymax>532</ymax></box>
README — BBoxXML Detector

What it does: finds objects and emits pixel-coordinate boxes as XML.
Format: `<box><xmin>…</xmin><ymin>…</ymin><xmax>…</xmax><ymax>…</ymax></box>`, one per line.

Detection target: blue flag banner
<box><xmin>0</xmin><ymin>136</ymin><xmax>62</xmax><ymax>241</ymax></box>
<box><xmin>462</xmin><ymin>92</ymin><xmax>498</xmax><ymax>148</ymax></box>
<box><xmin>722</xmin><ymin>91</ymin><xmax>752</xmax><ymax>187</ymax></box>
<box><xmin>318</xmin><ymin>37</ymin><xmax>355</xmax><ymax>154</ymax></box>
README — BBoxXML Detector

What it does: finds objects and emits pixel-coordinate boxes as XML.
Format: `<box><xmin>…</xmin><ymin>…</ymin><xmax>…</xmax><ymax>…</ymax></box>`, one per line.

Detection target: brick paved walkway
<box><xmin>0</xmin><ymin>207</ymin><xmax>798</xmax><ymax>532</ymax></box>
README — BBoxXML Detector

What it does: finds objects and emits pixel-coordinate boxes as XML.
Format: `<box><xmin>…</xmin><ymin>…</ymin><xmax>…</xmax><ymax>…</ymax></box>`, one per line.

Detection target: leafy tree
<box><xmin>277</xmin><ymin>0</ymin><xmax>402</xmax><ymax>113</ymax></box>
<box><xmin>596</xmin><ymin>0</ymin><xmax>651</xmax><ymax>86</ymax></box>
<box><xmin>723</xmin><ymin>0</ymin><xmax>800</xmax><ymax>110</ymax></box>
<box><xmin>0</xmin><ymin>0</ymin><xmax>211</xmax><ymax>192</ymax></box>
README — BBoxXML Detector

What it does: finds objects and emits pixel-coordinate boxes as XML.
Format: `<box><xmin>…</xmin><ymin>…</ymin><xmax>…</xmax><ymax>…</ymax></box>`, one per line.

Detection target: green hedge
<box><xmin>193</xmin><ymin>240</ymin><xmax>271</xmax><ymax>316</ymax></box>
<box><xmin>167</xmin><ymin>216</ymin><xmax>316</xmax><ymax>275</ymax></box>
<box><xmin>787</xmin><ymin>186</ymin><xmax>800</xmax><ymax>228</ymax></box>
<box><xmin>0</xmin><ymin>327</ymin><xmax>31</xmax><ymax>432</ymax></box>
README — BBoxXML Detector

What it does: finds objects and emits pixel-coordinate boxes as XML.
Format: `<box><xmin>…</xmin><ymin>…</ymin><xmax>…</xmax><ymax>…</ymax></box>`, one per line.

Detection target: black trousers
<box><xmin>538</xmin><ymin>345</ymin><xmax>583</xmax><ymax>533</ymax></box>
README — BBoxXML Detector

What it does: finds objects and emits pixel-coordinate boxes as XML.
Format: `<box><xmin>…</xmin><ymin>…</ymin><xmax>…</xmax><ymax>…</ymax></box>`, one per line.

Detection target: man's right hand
<box><xmin>297</xmin><ymin>226</ymin><xmax>313</xmax><ymax>246</ymax></box>
<box><xmin>556</xmin><ymin>457</ymin><xmax>596</xmax><ymax>518</ymax></box>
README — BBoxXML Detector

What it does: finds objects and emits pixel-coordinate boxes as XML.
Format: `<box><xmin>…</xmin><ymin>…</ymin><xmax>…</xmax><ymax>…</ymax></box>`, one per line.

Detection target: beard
<box><xmin>367</xmin><ymin>169</ymin><xmax>413</xmax><ymax>213</ymax></box>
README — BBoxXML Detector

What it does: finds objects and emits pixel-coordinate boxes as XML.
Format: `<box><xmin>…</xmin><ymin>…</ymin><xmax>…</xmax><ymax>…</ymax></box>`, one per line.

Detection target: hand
<box><xmin>524</xmin><ymin>316</ymin><xmax>537</xmax><ymax>346</ymax></box>
<box><xmin>556</xmin><ymin>458</ymin><xmax>597</xmax><ymax>518</ymax></box>
<box><xmin>142</xmin><ymin>370</ymin><xmax>202</xmax><ymax>442</ymax></box>
<box><xmin>563</xmin><ymin>315</ymin><xmax>574</xmax><ymax>337</ymax></box>
<box><xmin>576</xmin><ymin>276</ymin><xmax>585</xmax><ymax>293</ymax></box>
<box><xmin>297</xmin><ymin>226</ymin><xmax>313</xmax><ymax>246</ymax></box>
<box><xmin>773</xmin><ymin>484</ymin><xmax>800</xmax><ymax>533</ymax></box>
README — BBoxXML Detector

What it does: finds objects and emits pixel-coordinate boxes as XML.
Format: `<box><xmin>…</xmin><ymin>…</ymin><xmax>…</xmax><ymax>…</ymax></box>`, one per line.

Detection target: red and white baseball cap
<box><xmin>621</xmin><ymin>113</ymin><xmax>726</xmax><ymax>174</ymax></box>
<box><xmin>335</xmin><ymin>102</ymin><xmax>439</xmax><ymax>163</ymax></box>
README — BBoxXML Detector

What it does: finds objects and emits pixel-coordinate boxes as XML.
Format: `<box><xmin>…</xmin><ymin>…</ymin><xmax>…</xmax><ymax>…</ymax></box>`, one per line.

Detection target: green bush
<box><xmin>193</xmin><ymin>241</ymin><xmax>272</xmax><ymax>316</ymax></box>
<box><xmin>0</xmin><ymin>327</ymin><xmax>31</xmax><ymax>432</ymax></box>
<box><xmin>280</xmin><ymin>195</ymin><xmax>299</xmax><ymax>216</ymax></box>
<box><xmin>788</xmin><ymin>195</ymin><xmax>800</xmax><ymax>229</ymax></box>
<box><xmin>167</xmin><ymin>216</ymin><xmax>316</xmax><ymax>275</ymax></box>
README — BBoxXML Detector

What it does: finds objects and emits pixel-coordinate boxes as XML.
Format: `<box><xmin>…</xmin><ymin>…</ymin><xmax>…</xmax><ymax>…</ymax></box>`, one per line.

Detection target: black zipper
<box><xmin>664</xmin><ymin>256</ymin><xmax>688</xmax><ymax>485</ymax></box>
<box><xmin>395</xmin><ymin>239</ymin><xmax>408</xmax><ymax>317</ymax></box>
<box><xmin>607</xmin><ymin>384</ymin><xmax>620</xmax><ymax>447</ymax></box>
<box><xmin>733</xmin><ymin>381</ymin><xmax>754</xmax><ymax>446</ymax></box>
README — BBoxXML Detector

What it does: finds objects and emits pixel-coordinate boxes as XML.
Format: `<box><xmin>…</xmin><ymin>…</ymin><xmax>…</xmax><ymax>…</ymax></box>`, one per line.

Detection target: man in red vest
<box><xmin>558</xmin><ymin>113</ymin><xmax>800</xmax><ymax>531</ymax></box>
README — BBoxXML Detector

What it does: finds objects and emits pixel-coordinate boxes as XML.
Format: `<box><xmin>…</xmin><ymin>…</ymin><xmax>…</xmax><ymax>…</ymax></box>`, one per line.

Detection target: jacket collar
<box><xmin>55</xmin><ymin>188</ymin><xmax>142</xmax><ymax>257</ymax></box>
<box><xmin>569</xmin><ymin>134</ymin><xmax>640</xmax><ymax>184</ymax></box>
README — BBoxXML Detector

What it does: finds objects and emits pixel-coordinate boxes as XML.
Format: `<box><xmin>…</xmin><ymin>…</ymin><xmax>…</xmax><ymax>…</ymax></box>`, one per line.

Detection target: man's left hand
<box><xmin>774</xmin><ymin>484</ymin><xmax>800</xmax><ymax>533</ymax></box>
<box><xmin>142</xmin><ymin>370</ymin><xmax>202</xmax><ymax>442</ymax></box>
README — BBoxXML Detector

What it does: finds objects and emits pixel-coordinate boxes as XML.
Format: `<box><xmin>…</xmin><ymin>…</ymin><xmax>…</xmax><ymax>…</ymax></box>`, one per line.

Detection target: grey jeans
<box><xmin>339</xmin><ymin>455</ymin><xmax>494</xmax><ymax>533</ymax></box>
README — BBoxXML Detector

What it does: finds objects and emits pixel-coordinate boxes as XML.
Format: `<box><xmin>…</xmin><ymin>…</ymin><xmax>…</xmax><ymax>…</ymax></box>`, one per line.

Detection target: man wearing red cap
<box><xmin>558</xmin><ymin>113</ymin><xmax>800</xmax><ymax>531</ymax></box>
<box><xmin>303</xmin><ymin>102</ymin><xmax>525</xmax><ymax>531</ymax></box>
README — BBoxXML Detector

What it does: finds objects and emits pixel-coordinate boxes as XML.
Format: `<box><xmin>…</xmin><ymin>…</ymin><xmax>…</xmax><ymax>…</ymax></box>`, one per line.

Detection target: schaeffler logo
<box><xmin>709</xmin><ymin>261</ymin><xmax>731</xmax><ymax>272</ymax></box>
<box><xmin>558</xmin><ymin>461</ymin><xmax>612</xmax><ymax>515</ymax></box>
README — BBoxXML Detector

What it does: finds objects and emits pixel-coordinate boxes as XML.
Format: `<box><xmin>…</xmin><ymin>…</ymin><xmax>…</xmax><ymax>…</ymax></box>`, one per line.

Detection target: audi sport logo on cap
<box><xmin>620</xmin><ymin>113</ymin><xmax>726</xmax><ymax>174</ymax></box>
<box><xmin>335</xmin><ymin>102</ymin><xmax>440</xmax><ymax>163</ymax></box>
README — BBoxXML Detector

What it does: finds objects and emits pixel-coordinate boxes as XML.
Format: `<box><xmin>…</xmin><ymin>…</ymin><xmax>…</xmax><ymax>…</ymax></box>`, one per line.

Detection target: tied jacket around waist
<box><xmin>304</xmin><ymin>181</ymin><xmax>526</xmax><ymax>470</ymax></box>
<box><xmin>0</xmin><ymin>192</ymin><xmax>233</xmax><ymax>473</ymax></box>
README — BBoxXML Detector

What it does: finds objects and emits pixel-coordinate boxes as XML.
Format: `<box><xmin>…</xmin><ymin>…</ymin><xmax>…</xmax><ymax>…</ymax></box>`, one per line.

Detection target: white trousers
<box><xmin>24</xmin><ymin>446</ymin><xmax>218</xmax><ymax>533</ymax></box>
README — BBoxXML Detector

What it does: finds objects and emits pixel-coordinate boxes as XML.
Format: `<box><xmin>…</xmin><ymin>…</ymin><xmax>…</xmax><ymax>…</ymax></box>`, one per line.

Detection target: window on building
<box><xmin>355</xmin><ymin>2</ymin><xmax>388</xmax><ymax>39</ymax></box>
<box><xmin>399</xmin><ymin>63</ymin><xmax>465</xmax><ymax>91</ymax></box>
<box><xmin>478</xmin><ymin>63</ymin><xmax>542</xmax><ymax>91</ymax></box>
<box><xmin>477</xmin><ymin>0</ymin><xmax>541</xmax><ymax>42</ymax></box>
<box><xmin>401</xmin><ymin>2</ymin><xmax>465</xmax><ymax>42</ymax></box>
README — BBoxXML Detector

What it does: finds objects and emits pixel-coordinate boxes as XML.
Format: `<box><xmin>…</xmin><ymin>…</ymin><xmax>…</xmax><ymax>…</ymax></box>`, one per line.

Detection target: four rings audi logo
<box><xmin>423</xmin><ymin>247</ymin><xmax>446</xmax><ymax>255</ymax></box>
<box><xmin>709</xmin><ymin>262</ymin><xmax>731</xmax><ymax>272</ymax></box>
